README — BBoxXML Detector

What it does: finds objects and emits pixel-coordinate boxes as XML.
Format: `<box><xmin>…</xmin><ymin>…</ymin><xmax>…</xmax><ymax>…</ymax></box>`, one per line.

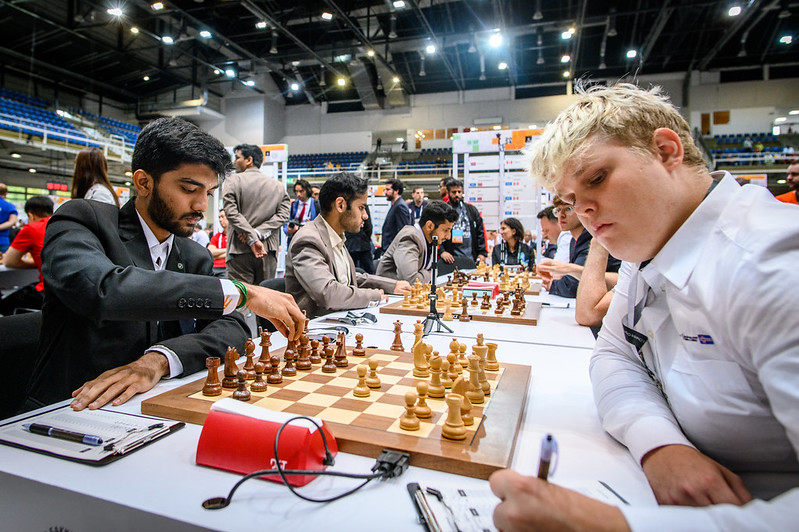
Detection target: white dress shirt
<box><xmin>553</xmin><ymin>230</ymin><xmax>572</xmax><ymax>263</ymax></box>
<box><xmin>591</xmin><ymin>173</ymin><xmax>799</xmax><ymax>530</ymax></box>
<box><xmin>320</xmin><ymin>215</ymin><xmax>351</xmax><ymax>285</ymax></box>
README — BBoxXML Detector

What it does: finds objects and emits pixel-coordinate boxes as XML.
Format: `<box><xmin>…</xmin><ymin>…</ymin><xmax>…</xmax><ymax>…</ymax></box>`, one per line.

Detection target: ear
<box><xmin>652</xmin><ymin>128</ymin><xmax>684</xmax><ymax>171</ymax></box>
<box><xmin>423</xmin><ymin>220</ymin><xmax>434</xmax><ymax>233</ymax></box>
<box><xmin>132</xmin><ymin>169</ymin><xmax>153</xmax><ymax>197</ymax></box>
<box><xmin>334</xmin><ymin>196</ymin><xmax>347</xmax><ymax>214</ymax></box>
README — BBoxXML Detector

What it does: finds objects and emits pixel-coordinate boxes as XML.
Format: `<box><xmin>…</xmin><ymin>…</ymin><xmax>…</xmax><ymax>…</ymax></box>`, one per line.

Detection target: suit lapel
<box><xmin>118</xmin><ymin>200</ymin><xmax>154</xmax><ymax>270</ymax></box>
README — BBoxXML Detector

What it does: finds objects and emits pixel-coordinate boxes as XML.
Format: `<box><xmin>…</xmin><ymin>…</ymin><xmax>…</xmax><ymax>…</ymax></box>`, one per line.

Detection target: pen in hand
<box><xmin>23</xmin><ymin>423</ymin><xmax>104</xmax><ymax>446</ymax></box>
<box><xmin>537</xmin><ymin>433</ymin><xmax>558</xmax><ymax>480</ymax></box>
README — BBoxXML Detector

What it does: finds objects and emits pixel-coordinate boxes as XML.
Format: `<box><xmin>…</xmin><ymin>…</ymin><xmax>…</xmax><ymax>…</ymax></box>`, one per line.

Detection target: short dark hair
<box><xmin>25</xmin><ymin>195</ymin><xmax>54</xmax><ymax>218</ymax></box>
<box><xmin>384</xmin><ymin>178</ymin><xmax>404</xmax><ymax>196</ymax></box>
<box><xmin>132</xmin><ymin>117</ymin><xmax>232</xmax><ymax>180</ymax></box>
<box><xmin>412</xmin><ymin>186</ymin><xmax>424</xmax><ymax>193</ymax></box>
<box><xmin>233</xmin><ymin>143</ymin><xmax>264</xmax><ymax>167</ymax></box>
<box><xmin>319</xmin><ymin>172</ymin><xmax>368</xmax><ymax>213</ymax></box>
<box><xmin>446</xmin><ymin>178</ymin><xmax>463</xmax><ymax>191</ymax></box>
<box><xmin>537</xmin><ymin>205</ymin><xmax>557</xmax><ymax>221</ymax></box>
<box><xmin>294</xmin><ymin>178</ymin><xmax>313</xmax><ymax>197</ymax></box>
<box><xmin>420</xmin><ymin>200</ymin><xmax>458</xmax><ymax>228</ymax></box>
<box><xmin>501</xmin><ymin>217</ymin><xmax>525</xmax><ymax>241</ymax></box>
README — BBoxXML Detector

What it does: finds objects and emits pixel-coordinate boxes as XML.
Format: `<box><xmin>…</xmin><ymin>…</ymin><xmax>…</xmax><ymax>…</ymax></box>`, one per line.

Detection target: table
<box><xmin>0</xmin><ymin>308</ymin><xmax>655</xmax><ymax>531</ymax></box>
<box><xmin>0</xmin><ymin>264</ymin><xmax>38</xmax><ymax>290</ymax></box>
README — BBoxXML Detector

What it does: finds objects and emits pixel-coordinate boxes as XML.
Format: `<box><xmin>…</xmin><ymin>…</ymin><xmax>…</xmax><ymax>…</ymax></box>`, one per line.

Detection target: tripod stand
<box><xmin>422</xmin><ymin>236</ymin><xmax>453</xmax><ymax>336</ymax></box>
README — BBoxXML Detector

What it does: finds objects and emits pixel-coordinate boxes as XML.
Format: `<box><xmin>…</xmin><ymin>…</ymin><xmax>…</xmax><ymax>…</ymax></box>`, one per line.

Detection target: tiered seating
<box><xmin>0</xmin><ymin>88</ymin><xmax>47</xmax><ymax>108</ymax></box>
<box><xmin>706</xmin><ymin>132</ymin><xmax>793</xmax><ymax>166</ymax></box>
<box><xmin>0</xmin><ymin>95</ymin><xmax>96</xmax><ymax>146</ymax></box>
<box><xmin>72</xmin><ymin>109</ymin><xmax>140</xmax><ymax>146</ymax></box>
<box><xmin>287</xmin><ymin>151</ymin><xmax>368</xmax><ymax>172</ymax></box>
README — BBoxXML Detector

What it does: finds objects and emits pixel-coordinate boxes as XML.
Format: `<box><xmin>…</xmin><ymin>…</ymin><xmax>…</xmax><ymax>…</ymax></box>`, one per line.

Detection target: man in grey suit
<box><xmin>285</xmin><ymin>172</ymin><xmax>411</xmax><ymax>318</ymax></box>
<box><xmin>376</xmin><ymin>200</ymin><xmax>458</xmax><ymax>284</ymax></box>
<box><xmin>223</xmin><ymin>144</ymin><xmax>290</xmax><ymax>284</ymax></box>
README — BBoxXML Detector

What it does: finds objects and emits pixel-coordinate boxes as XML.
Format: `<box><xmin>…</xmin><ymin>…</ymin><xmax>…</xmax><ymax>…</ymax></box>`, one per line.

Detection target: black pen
<box><xmin>541</xmin><ymin>302</ymin><xmax>571</xmax><ymax>308</ymax></box>
<box><xmin>537</xmin><ymin>433</ymin><xmax>558</xmax><ymax>480</ymax></box>
<box><xmin>23</xmin><ymin>423</ymin><xmax>103</xmax><ymax>446</ymax></box>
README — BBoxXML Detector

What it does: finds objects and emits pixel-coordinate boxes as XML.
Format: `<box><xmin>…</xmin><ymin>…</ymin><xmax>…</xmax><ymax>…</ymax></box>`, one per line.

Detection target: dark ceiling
<box><xmin>1</xmin><ymin>0</ymin><xmax>798</xmax><ymax>112</ymax></box>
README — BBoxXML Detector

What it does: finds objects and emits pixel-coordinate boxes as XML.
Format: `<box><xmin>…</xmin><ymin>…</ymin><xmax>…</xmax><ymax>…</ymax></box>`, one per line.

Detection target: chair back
<box><xmin>0</xmin><ymin>311</ymin><xmax>41</xmax><ymax>419</ymax></box>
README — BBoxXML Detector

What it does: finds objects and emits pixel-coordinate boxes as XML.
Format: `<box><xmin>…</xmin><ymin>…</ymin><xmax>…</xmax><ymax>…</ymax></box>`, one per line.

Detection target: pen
<box><xmin>23</xmin><ymin>423</ymin><xmax>103</xmax><ymax>446</ymax></box>
<box><xmin>407</xmin><ymin>482</ymin><xmax>442</xmax><ymax>532</ymax></box>
<box><xmin>537</xmin><ymin>433</ymin><xmax>558</xmax><ymax>480</ymax></box>
<box><xmin>541</xmin><ymin>302</ymin><xmax>571</xmax><ymax>308</ymax></box>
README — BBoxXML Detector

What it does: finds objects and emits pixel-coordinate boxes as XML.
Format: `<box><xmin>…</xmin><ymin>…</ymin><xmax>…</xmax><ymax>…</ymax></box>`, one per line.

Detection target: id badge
<box><xmin>452</xmin><ymin>228</ymin><xmax>464</xmax><ymax>244</ymax></box>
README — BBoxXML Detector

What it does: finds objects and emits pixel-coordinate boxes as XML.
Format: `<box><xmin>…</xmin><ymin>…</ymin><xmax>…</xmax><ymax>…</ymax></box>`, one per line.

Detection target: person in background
<box><xmin>492</xmin><ymin>217</ymin><xmax>535</xmax><ymax>271</ymax></box>
<box><xmin>776</xmin><ymin>162</ymin><xmax>799</xmax><ymax>204</ymax></box>
<box><xmin>536</xmin><ymin>206</ymin><xmax>560</xmax><ymax>259</ymax></box>
<box><xmin>523</xmin><ymin>230</ymin><xmax>534</xmax><ymax>247</ymax></box>
<box><xmin>406</xmin><ymin>186</ymin><xmax>428</xmax><ymax>223</ymax></box>
<box><xmin>311</xmin><ymin>186</ymin><xmax>320</xmax><ymax>201</ymax></box>
<box><xmin>345</xmin><ymin>204</ymin><xmax>376</xmax><ymax>275</ymax></box>
<box><xmin>0</xmin><ymin>183</ymin><xmax>19</xmax><ymax>254</ymax></box>
<box><xmin>192</xmin><ymin>221</ymin><xmax>209</xmax><ymax>247</ymax></box>
<box><xmin>284</xmin><ymin>178</ymin><xmax>320</xmax><ymax>245</ymax></box>
<box><xmin>381</xmin><ymin>178</ymin><xmax>412</xmax><ymax>252</ymax></box>
<box><xmin>0</xmin><ymin>196</ymin><xmax>52</xmax><ymax>315</ymax></box>
<box><xmin>208</xmin><ymin>209</ymin><xmax>228</xmax><ymax>276</ymax></box>
<box><xmin>70</xmin><ymin>147</ymin><xmax>120</xmax><ymax>207</ymax></box>
<box><xmin>440</xmin><ymin>179</ymin><xmax>487</xmax><ymax>264</ymax></box>
<box><xmin>438</xmin><ymin>177</ymin><xmax>450</xmax><ymax>202</ymax></box>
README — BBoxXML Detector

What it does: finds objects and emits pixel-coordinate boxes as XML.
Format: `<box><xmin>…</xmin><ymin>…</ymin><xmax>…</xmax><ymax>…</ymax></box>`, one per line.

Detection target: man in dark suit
<box><xmin>24</xmin><ymin>117</ymin><xmax>304</xmax><ymax>411</ymax></box>
<box><xmin>381</xmin><ymin>178</ymin><xmax>412</xmax><ymax>252</ymax></box>
<box><xmin>440</xmin><ymin>179</ymin><xmax>487</xmax><ymax>264</ymax></box>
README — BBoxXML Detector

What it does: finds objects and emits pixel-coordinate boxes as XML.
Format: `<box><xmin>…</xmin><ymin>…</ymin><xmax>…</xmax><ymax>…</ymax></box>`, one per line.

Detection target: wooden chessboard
<box><xmin>142</xmin><ymin>346</ymin><xmax>531</xmax><ymax>480</ymax></box>
<box><xmin>381</xmin><ymin>299</ymin><xmax>542</xmax><ymax>326</ymax></box>
<box><xmin>441</xmin><ymin>280</ymin><xmax>542</xmax><ymax>296</ymax></box>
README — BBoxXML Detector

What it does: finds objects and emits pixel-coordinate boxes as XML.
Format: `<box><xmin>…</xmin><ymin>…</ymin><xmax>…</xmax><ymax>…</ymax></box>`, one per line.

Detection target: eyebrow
<box><xmin>179</xmin><ymin>177</ymin><xmax>219</xmax><ymax>192</ymax></box>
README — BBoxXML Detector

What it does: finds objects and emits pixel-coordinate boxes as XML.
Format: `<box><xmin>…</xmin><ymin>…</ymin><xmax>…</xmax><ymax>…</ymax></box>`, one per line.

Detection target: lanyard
<box><xmin>622</xmin><ymin>267</ymin><xmax>669</xmax><ymax>403</ymax></box>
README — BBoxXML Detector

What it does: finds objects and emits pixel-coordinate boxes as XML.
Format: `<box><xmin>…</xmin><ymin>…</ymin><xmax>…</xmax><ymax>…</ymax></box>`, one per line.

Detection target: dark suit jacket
<box><xmin>381</xmin><ymin>198</ymin><xmax>412</xmax><ymax>251</ymax></box>
<box><xmin>549</xmin><ymin>229</ymin><xmax>621</xmax><ymax>298</ymax></box>
<box><xmin>26</xmin><ymin>199</ymin><xmax>248</xmax><ymax>406</ymax></box>
<box><xmin>375</xmin><ymin>224</ymin><xmax>432</xmax><ymax>284</ymax></box>
<box><xmin>441</xmin><ymin>200</ymin><xmax>487</xmax><ymax>260</ymax></box>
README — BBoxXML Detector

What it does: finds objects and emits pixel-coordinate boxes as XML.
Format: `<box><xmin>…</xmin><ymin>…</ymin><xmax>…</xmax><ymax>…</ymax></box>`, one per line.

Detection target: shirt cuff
<box><xmin>624</xmin><ymin>416</ymin><xmax>697</xmax><ymax>465</ymax></box>
<box><xmin>220</xmin><ymin>279</ymin><xmax>241</xmax><ymax>315</ymax></box>
<box><xmin>147</xmin><ymin>345</ymin><xmax>184</xmax><ymax>379</ymax></box>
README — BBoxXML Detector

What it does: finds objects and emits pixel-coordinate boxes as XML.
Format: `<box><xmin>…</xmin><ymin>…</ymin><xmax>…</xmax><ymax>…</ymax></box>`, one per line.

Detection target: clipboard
<box><xmin>0</xmin><ymin>404</ymin><xmax>184</xmax><ymax>466</ymax></box>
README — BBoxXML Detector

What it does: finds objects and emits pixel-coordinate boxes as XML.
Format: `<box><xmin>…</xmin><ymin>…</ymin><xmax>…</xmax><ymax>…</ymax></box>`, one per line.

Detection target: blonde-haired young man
<box><xmin>491</xmin><ymin>83</ymin><xmax>799</xmax><ymax>531</ymax></box>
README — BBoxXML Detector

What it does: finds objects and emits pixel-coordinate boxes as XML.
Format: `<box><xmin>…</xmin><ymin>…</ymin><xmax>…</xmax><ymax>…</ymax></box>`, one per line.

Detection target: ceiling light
<box><xmin>225</xmin><ymin>69</ymin><xmax>235</xmax><ymax>78</ymax></box>
<box><xmin>527</xmin><ymin>124</ymin><xmax>537</xmax><ymax>129</ymax></box>
<box><xmin>321</xmin><ymin>12</ymin><xmax>333</xmax><ymax>21</ymax></box>
<box><xmin>389</xmin><ymin>14</ymin><xmax>397</xmax><ymax>39</ymax></box>
<box><xmin>492</xmin><ymin>125</ymin><xmax>502</xmax><ymax>130</ymax></box>
<box><xmin>199</xmin><ymin>30</ymin><xmax>212</xmax><ymax>39</ymax></box>
<box><xmin>394</xmin><ymin>137</ymin><xmax>403</xmax><ymax>143</ymax></box>
<box><xmin>161</xmin><ymin>35</ymin><xmax>174</xmax><ymax>44</ymax></box>
<box><xmin>777</xmin><ymin>179</ymin><xmax>788</xmax><ymax>184</ymax></box>
<box><xmin>728</xmin><ymin>6</ymin><xmax>742</xmax><ymax>17</ymax></box>
<box><xmin>28</xmin><ymin>168</ymin><xmax>37</xmax><ymax>173</ymax></box>
<box><xmin>367</xmin><ymin>50</ymin><xmax>375</xmax><ymax>57</ymax></box>
<box><xmin>244</xmin><ymin>80</ymin><xmax>256</xmax><ymax>86</ymax></box>
<box><xmin>125</xmin><ymin>171</ymin><xmax>132</xmax><ymax>177</ymax></box>
<box><xmin>425</xmin><ymin>43</ymin><xmax>436</xmax><ymax>54</ymax></box>
<box><xmin>213</xmin><ymin>69</ymin><xmax>221</xmax><ymax>75</ymax></box>
<box><xmin>419</xmin><ymin>56</ymin><xmax>426</xmax><ymax>77</ymax></box>
<box><xmin>607</xmin><ymin>12</ymin><xmax>618</xmax><ymax>37</ymax></box>
<box><xmin>290</xmin><ymin>82</ymin><xmax>299</xmax><ymax>91</ymax></box>
<box><xmin>779</xmin><ymin>35</ymin><xmax>793</xmax><ymax>45</ymax></box>
<box><xmin>393</xmin><ymin>0</ymin><xmax>406</xmax><ymax>8</ymax></box>
<box><xmin>789</xmin><ymin>110</ymin><xmax>799</xmax><ymax>115</ymax></box>
<box><xmin>107</xmin><ymin>8</ymin><xmax>123</xmax><ymax>17</ymax></box>
<box><xmin>392</xmin><ymin>76</ymin><xmax>400</xmax><ymax>83</ymax></box>
<box><xmin>537</xmin><ymin>49</ymin><xmax>544</xmax><ymax>64</ymax></box>
<box><xmin>489</xmin><ymin>33</ymin><xmax>503</xmax><ymax>48</ymax></box>
<box><xmin>337</xmin><ymin>77</ymin><xmax>346</xmax><ymax>86</ymax></box>
<box><xmin>779</xmin><ymin>9</ymin><xmax>791</xmax><ymax>19</ymax></box>
<box><xmin>498</xmin><ymin>61</ymin><xmax>508</xmax><ymax>70</ymax></box>
<box><xmin>561</xmin><ymin>31</ymin><xmax>572</xmax><ymax>40</ymax></box>
<box><xmin>533</xmin><ymin>0</ymin><xmax>542</xmax><ymax>20</ymax></box>
<box><xmin>130</xmin><ymin>27</ymin><xmax>139</xmax><ymax>34</ymax></box>
<box><xmin>10</xmin><ymin>152</ymin><xmax>21</xmax><ymax>158</ymax></box>
<box><xmin>151</xmin><ymin>2</ymin><xmax>164</xmax><ymax>11</ymax></box>
<box><xmin>143</xmin><ymin>75</ymin><xmax>150</xmax><ymax>81</ymax></box>
<box><xmin>561</xmin><ymin>55</ymin><xmax>570</xmax><ymax>63</ymax></box>
<box><xmin>468</xmin><ymin>33</ymin><xmax>477</xmax><ymax>53</ymax></box>
<box><xmin>270</xmin><ymin>31</ymin><xmax>278</xmax><ymax>54</ymax></box>
<box><xmin>255</xmin><ymin>21</ymin><xmax>267</xmax><ymax>29</ymax></box>
<box><xmin>626</xmin><ymin>49</ymin><xmax>637</xmax><ymax>58</ymax></box>
<box><xmin>568</xmin><ymin>27</ymin><xmax>576</xmax><ymax>35</ymax></box>
<box><xmin>775</xmin><ymin>117</ymin><xmax>787</xmax><ymax>123</ymax></box>
<box><xmin>599</xmin><ymin>62</ymin><xmax>607</xmax><ymax>70</ymax></box>
<box><xmin>124</xmin><ymin>181</ymin><xmax>132</xmax><ymax>186</ymax></box>
<box><xmin>563</xmin><ymin>70</ymin><xmax>571</xmax><ymax>78</ymax></box>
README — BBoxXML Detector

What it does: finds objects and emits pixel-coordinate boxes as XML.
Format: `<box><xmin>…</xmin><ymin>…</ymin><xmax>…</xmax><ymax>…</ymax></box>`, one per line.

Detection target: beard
<box><xmin>147</xmin><ymin>184</ymin><xmax>202</xmax><ymax>238</ymax></box>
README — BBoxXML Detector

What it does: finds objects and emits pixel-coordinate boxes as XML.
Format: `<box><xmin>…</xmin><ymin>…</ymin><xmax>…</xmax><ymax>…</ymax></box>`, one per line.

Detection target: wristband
<box><xmin>231</xmin><ymin>279</ymin><xmax>248</xmax><ymax>309</ymax></box>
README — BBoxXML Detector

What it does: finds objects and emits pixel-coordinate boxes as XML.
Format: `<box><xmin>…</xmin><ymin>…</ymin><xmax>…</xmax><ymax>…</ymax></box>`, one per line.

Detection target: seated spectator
<box><xmin>491</xmin><ymin>217</ymin><xmax>535</xmax><ymax>271</ymax></box>
<box><xmin>285</xmin><ymin>172</ymin><xmax>410</xmax><ymax>318</ymax></box>
<box><xmin>776</xmin><ymin>163</ymin><xmax>799</xmax><ymax>204</ymax></box>
<box><xmin>208</xmin><ymin>209</ymin><xmax>228</xmax><ymax>276</ymax></box>
<box><xmin>71</xmin><ymin>147</ymin><xmax>120</xmax><ymax>207</ymax></box>
<box><xmin>0</xmin><ymin>196</ymin><xmax>52</xmax><ymax>315</ymax></box>
<box><xmin>376</xmin><ymin>200</ymin><xmax>458</xmax><ymax>284</ymax></box>
<box><xmin>536</xmin><ymin>206</ymin><xmax>559</xmax><ymax>259</ymax></box>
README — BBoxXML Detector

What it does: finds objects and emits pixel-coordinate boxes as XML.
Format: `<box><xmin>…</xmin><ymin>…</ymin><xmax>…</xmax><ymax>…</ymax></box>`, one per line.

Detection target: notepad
<box><xmin>0</xmin><ymin>405</ymin><xmax>184</xmax><ymax>465</ymax></box>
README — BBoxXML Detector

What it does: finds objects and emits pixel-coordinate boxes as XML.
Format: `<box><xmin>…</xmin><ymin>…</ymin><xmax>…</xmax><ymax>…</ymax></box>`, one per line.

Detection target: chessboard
<box><xmin>381</xmin><ymin>298</ymin><xmax>542</xmax><ymax>326</ymax></box>
<box><xmin>142</xmin><ymin>340</ymin><xmax>530</xmax><ymax>480</ymax></box>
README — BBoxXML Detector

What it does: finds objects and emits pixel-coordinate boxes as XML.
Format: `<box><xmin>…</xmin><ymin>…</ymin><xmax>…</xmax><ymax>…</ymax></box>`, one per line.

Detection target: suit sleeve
<box><xmin>255</xmin><ymin>189</ymin><xmax>291</xmax><ymax>235</ymax></box>
<box><xmin>393</xmin><ymin>235</ymin><xmax>429</xmax><ymax>284</ymax></box>
<box><xmin>222</xmin><ymin>178</ymin><xmax>258</xmax><ymax>244</ymax></box>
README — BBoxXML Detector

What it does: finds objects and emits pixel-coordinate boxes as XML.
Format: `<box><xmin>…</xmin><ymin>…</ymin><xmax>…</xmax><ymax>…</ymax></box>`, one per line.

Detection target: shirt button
<box><xmin>660</xmin><ymin>284</ymin><xmax>666</xmax><ymax>292</ymax></box>
<box><xmin>648</xmin><ymin>330</ymin><xmax>654</xmax><ymax>338</ymax></box>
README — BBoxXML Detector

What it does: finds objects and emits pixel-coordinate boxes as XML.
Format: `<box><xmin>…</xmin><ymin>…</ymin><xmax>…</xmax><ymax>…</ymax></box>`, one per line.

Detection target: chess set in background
<box><xmin>142</xmin><ymin>320</ymin><xmax>531</xmax><ymax>479</ymax></box>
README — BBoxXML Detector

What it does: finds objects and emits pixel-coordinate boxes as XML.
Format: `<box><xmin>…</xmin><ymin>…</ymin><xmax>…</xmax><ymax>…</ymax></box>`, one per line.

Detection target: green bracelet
<box><xmin>231</xmin><ymin>279</ymin><xmax>248</xmax><ymax>309</ymax></box>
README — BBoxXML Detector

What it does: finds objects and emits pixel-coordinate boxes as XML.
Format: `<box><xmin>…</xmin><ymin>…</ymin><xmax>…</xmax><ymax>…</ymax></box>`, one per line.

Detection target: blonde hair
<box><xmin>525</xmin><ymin>82</ymin><xmax>706</xmax><ymax>190</ymax></box>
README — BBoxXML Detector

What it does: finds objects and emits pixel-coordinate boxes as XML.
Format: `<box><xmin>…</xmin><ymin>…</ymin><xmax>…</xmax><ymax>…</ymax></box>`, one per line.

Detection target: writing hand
<box><xmin>440</xmin><ymin>251</ymin><xmax>455</xmax><ymax>264</ymax></box>
<box><xmin>490</xmin><ymin>469</ymin><xmax>630</xmax><ymax>532</ymax></box>
<box><xmin>71</xmin><ymin>352</ymin><xmax>169</xmax><ymax>410</ymax></box>
<box><xmin>641</xmin><ymin>444</ymin><xmax>753</xmax><ymax>506</ymax></box>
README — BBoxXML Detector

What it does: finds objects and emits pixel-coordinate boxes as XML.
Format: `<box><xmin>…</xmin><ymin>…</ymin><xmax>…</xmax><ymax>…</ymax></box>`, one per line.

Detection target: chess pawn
<box><xmin>267</xmin><ymin>354</ymin><xmax>283</xmax><ymax>384</ymax></box>
<box><xmin>202</xmin><ymin>357</ymin><xmax>222</xmax><ymax>396</ymax></box>
<box><xmin>390</xmin><ymin>321</ymin><xmax>404</xmax><ymax>351</ymax></box>
<box><xmin>466</xmin><ymin>355</ymin><xmax>485</xmax><ymax>404</ymax></box>
<box><xmin>452</xmin><ymin>376</ymin><xmax>474</xmax><ymax>426</ymax></box>
<box><xmin>242</xmin><ymin>339</ymin><xmax>257</xmax><ymax>380</ymax></box>
<box><xmin>441</xmin><ymin>394</ymin><xmax>467</xmax><ymax>441</ymax></box>
<box><xmin>353</xmin><ymin>365</ymin><xmax>370</xmax><ymax>398</ymax></box>
<box><xmin>366</xmin><ymin>358</ymin><xmax>381</xmax><ymax>389</ymax></box>
<box><xmin>442</xmin><ymin>301</ymin><xmax>453</xmax><ymax>321</ymax></box>
<box><xmin>309</xmin><ymin>339</ymin><xmax>322</xmax><ymax>364</ymax></box>
<box><xmin>322</xmin><ymin>337</ymin><xmax>337</xmax><ymax>373</ymax></box>
<box><xmin>399</xmin><ymin>390</ymin><xmax>420</xmax><ymax>431</ymax></box>
<box><xmin>445</xmin><ymin>275</ymin><xmax>453</xmax><ymax>287</ymax></box>
<box><xmin>281</xmin><ymin>347</ymin><xmax>297</xmax><ymax>377</ymax></box>
<box><xmin>258</xmin><ymin>331</ymin><xmax>272</xmax><ymax>364</ymax></box>
<box><xmin>232</xmin><ymin>370</ymin><xmax>251</xmax><ymax>402</ymax></box>
<box><xmin>402</xmin><ymin>293</ymin><xmax>412</xmax><ymax>308</ymax></box>
<box><xmin>250</xmin><ymin>362</ymin><xmax>268</xmax><ymax>392</ymax></box>
<box><xmin>415</xmin><ymin>381</ymin><xmax>432</xmax><ymax>419</ymax></box>
<box><xmin>471</xmin><ymin>291</ymin><xmax>478</xmax><ymax>307</ymax></box>
<box><xmin>428</xmin><ymin>355</ymin><xmax>446</xmax><ymax>398</ymax></box>
<box><xmin>458</xmin><ymin>341</ymin><xmax>469</xmax><ymax>367</ymax></box>
<box><xmin>447</xmin><ymin>352</ymin><xmax>463</xmax><ymax>377</ymax></box>
<box><xmin>296</xmin><ymin>340</ymin><xmax>312</xmax><ymax>371</ymax></box>
<box><xmin>352</xmin><ymin>333</ymin><xmax>366</xmax><ymax>356</ymax></box>
<box><xmin>485</xmin><ymin>342</ymin><xmax>500</xmax><ymax>371</ymax></box>
<box><xmin>222</xmin><ymin>346</ymin><xmax>239</xmax><ymax>389</ymax></box>
<box><xmin>441</xmin><ymin>359</ymin><xmax>453</xmax><ymax>389</ymax></box>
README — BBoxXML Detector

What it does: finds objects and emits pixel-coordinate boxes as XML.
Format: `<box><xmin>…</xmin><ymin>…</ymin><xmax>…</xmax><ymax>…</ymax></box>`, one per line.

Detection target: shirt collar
<box><xmin>644</xmin><ymin>171</ymin><xmax>735</xmax><ymax>290</ymax></box>
<box><xmin>135</xmin><ymin>207</ymin><xmax>175</xmax><ymax>268</ymax></box>
<box><xmin>320</xmin><ymin>215</ymin><xmax>345</xmax><ymax>248</ymax></box>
